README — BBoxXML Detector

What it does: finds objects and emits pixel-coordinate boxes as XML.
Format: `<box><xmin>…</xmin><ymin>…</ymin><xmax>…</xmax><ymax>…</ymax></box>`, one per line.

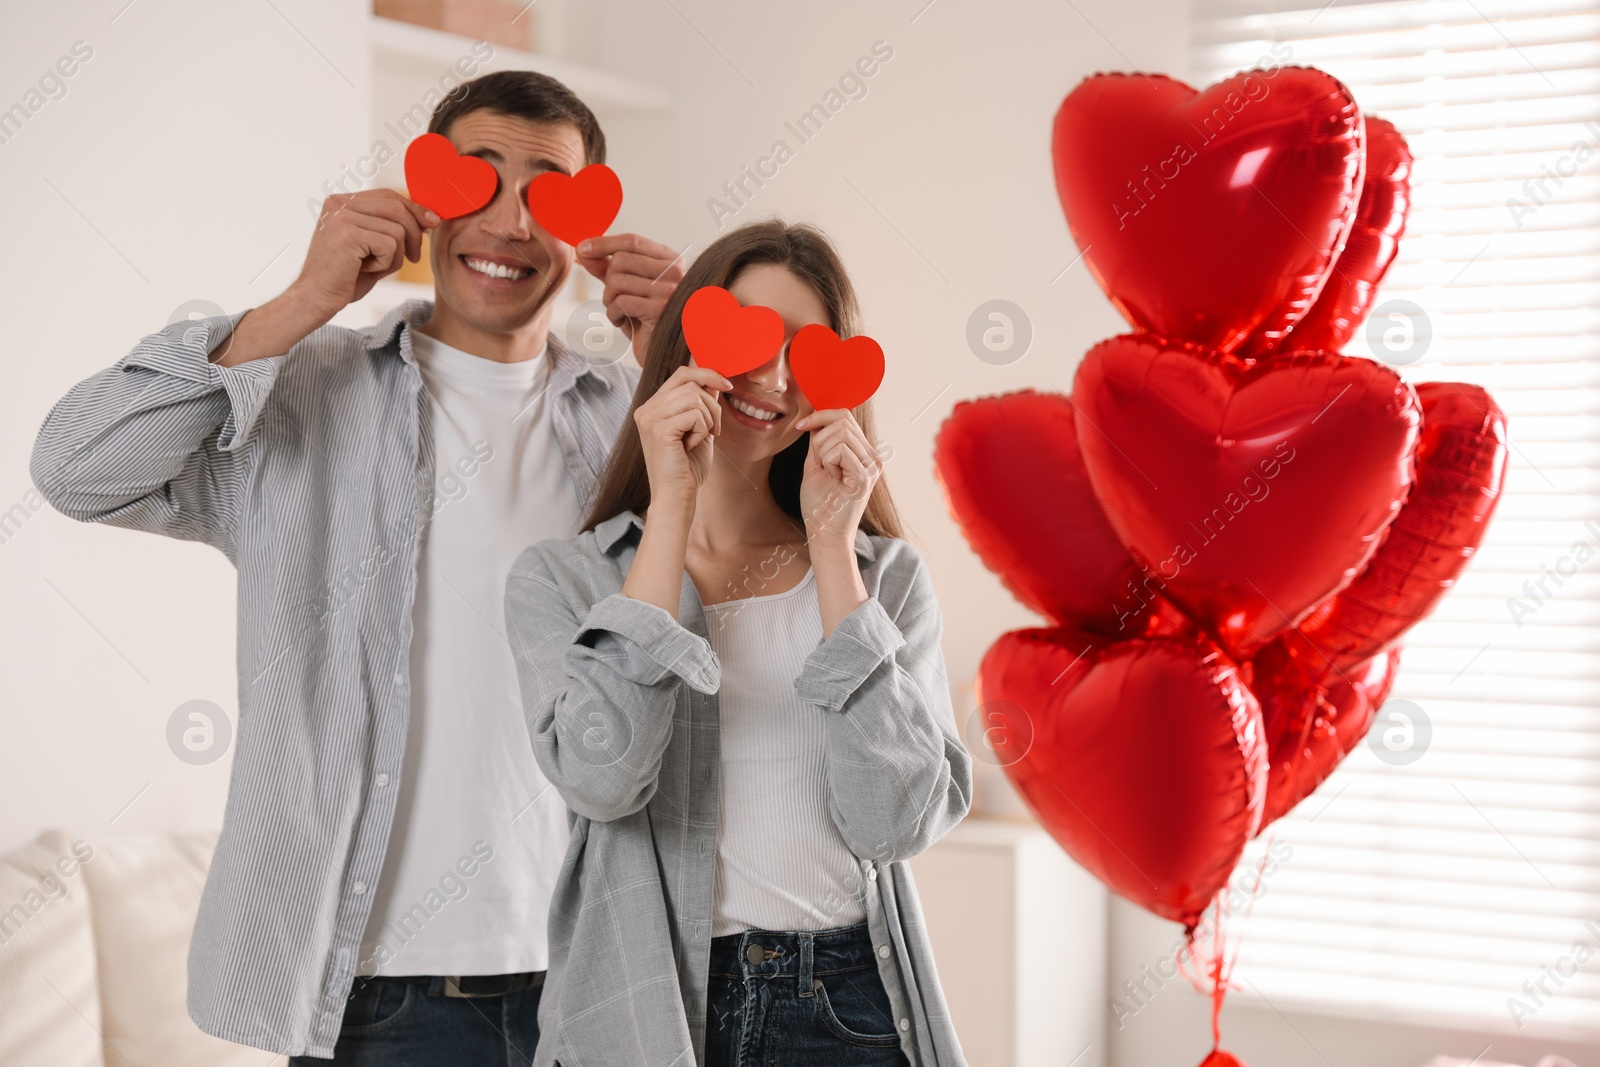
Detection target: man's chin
<box><xmin>436</xmin><ymin>283</ymin><xmax>557</xmax><ymax>334</ymax></box>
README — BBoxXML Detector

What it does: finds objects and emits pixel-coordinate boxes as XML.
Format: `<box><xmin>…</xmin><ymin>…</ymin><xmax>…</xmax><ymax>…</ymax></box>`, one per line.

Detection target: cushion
<box><xmin>78</xmin><ymin>829</ymin><xmax>285</xmax><ymax>1067</ymax></box>
<box><xmin>0</xmin><ymin>829</ymin><xmax>106</xmax><ymax>1067</ymax></box>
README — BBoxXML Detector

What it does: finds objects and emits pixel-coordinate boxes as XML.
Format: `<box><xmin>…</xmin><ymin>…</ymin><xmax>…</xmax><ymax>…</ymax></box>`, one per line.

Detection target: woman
<box><xmin>503</xmin><ymin>220</ymin><xmax>971</xmax><ymax>1067</ymax></box>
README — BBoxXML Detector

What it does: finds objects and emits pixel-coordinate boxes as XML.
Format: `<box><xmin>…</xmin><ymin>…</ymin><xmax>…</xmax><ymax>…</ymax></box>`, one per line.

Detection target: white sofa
<box><xmin>0</xmin><ymin>828</ymin><xmax>287</xmax><ymax>1067</ymax></box>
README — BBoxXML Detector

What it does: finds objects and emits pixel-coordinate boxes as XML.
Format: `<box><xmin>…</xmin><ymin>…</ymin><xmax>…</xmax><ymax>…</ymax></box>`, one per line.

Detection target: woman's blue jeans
<box><xmin>704</xmin><ymin>921</ymin><xmax>911</xmax><ymax>1067</ymax></box>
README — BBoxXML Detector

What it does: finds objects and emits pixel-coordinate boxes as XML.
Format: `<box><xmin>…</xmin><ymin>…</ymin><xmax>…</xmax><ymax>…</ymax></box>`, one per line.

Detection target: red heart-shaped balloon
<box><xmin>979</xmin><ymin>626</ymin><xmax>1267</xmax><ymax>931</ymax></box>
<box><xmin>404</xmin><ymin>133</ymin><xmax>499</xmax><ymax>220</ymax></box>
<box><xmin>1249</xmin><ymin>633</ymin><xmax>1400</xmax><ymax>832</ymax></box>
<box><xmin>788</xmin><ymin>323</ymin><xmax>884</xmax><ymax>411</ymax></box>
<box><xmin>933</xmin><ymin>390</ymin><xmax>1153</xmax><ymax>636</ymax></box>
<box><xmin>1072</xmin><ymin>334</ymin><xmax>1421</xmax><ymax>659</ymax></box>
<box><xmin>681</xmin><ymin>286</ymin><xmax>785</xmax><ymax>378</ymax></box>
<box><xmin>1289</xmin><ymin>381</ymin><xmax>1507</xmax><ymax>670</ymax></box>
<box><xmin>1051</xmin><ymin>68</ymin><xmax>1363</xmax><ymax>354</ymax></box>
<box><xmin>526</xmin><ymin>163</ymin><xmax>623</xmax><ymax>246</ymax></box>
<box><xmin>1244</xmin><ymin>117</ymin><xmax>1414</xmax><ymax>358</ymax></box>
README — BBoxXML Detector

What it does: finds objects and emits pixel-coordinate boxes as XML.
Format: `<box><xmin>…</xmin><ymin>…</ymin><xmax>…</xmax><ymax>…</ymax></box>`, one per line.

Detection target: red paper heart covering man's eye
<box><xmin>681</xmin><ymin>286</ymin><xmax>786</xmax><ymax>378</ymax></box>
<box><xmin>788</xmin><ymin>323</ymin><xmax>885</xmax><ymax>411</ymax></box>
<box><xmin>526</xmin><ymin>164</ymin><xmax>623</xmax><ymax>246</ymax></box>
<box><xmin>403</xmin><ymin>133</ymin><xmax>499</xmax><ymax>219</ymax></box>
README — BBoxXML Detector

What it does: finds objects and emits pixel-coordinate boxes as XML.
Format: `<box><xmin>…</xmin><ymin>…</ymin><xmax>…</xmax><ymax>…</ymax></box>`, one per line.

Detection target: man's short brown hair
<box><xmin>428</xmin><ymin>70</ymin><xmax>606</xmax><ymax>166</ymax></box>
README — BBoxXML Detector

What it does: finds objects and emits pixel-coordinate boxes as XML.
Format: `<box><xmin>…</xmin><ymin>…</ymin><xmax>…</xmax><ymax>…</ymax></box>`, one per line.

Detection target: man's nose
<box><xmin>480</xmin><ymin>178</ymin><xmax>534</xmax><ymax>241</ymax></box>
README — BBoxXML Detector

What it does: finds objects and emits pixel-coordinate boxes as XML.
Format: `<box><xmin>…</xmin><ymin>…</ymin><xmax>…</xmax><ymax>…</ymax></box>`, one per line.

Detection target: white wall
<box><xmin>0</xmin><ymin>0</ymin><xmax>367</xmax><ymax>849</ymax></box>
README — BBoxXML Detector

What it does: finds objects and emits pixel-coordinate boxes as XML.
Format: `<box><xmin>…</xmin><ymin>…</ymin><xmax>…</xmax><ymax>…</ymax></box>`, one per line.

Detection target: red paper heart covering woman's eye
<box><xmin>681</xmin><ymin>286</ymin><xmax>785</xmax><ymax>378</ymax></box>
<box><xmin>787</xmin><ymin>324</ymin><xmax>884</xmax><ymax>412</ymax></box>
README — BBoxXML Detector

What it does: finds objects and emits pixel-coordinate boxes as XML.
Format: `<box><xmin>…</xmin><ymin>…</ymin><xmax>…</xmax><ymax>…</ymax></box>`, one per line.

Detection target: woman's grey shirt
<box><xmin>503</xmin><ymin>509</ymin><xmax>973</xmax><ymax>1067</ymax></box>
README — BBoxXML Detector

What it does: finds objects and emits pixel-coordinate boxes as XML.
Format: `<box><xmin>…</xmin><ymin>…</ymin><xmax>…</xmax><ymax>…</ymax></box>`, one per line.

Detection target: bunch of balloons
<box><xmin>935</xmin><ymin>68</ymin><xmax>1508</xmax><ymax>943</ymax></box>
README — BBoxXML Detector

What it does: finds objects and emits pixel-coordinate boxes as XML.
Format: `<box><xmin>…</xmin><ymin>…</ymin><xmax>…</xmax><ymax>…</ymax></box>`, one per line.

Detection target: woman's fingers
<box><xmin>808</xmin><ymin>416</ymin><xmax>881</xmax><ymax>495</ymax></box>
<box><xmin>643</xmin><ymin>377</ymin><xmax>723</xmax><ymax>453</ymax></box>
<box><xmin>673</xmin><ymin>363</ymin><xmax>734</xmax><ymax>392</ymax></box>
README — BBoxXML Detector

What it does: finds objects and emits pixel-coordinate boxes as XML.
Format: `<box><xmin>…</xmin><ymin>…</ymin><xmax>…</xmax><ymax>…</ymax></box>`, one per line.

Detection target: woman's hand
<box><xmin>632</xmin><ymin>365</ymin><xmax>731</xmax><ymax>509</ymax></box>
<box><xmin>796</xmin><ymin>408</ymin><xmax>883</xmax><ymax>546</ymax></box>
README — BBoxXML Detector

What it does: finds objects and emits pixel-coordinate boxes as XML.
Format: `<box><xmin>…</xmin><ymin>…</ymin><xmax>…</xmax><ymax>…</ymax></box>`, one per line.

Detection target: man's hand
<box><xmin>296</xmin><ymin>190</ymin><xmax>439</xmax><ymax>321</ymax></box>
<box><xmin>209</xmin><ymin>190</ymin><xmax>439</xmax><ymax>367</ymax></box>
<box><xmin>576</xmin><ymin>233</ymin><xmax>685</xmax><ymax>365</ymax></box>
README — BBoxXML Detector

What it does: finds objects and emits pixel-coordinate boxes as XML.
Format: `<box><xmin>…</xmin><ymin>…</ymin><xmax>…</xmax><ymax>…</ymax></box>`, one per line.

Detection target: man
<box><xmin>30</xmin><ymin>70</ymin><xmax>683</xmax><ymax>1065</ymax></box>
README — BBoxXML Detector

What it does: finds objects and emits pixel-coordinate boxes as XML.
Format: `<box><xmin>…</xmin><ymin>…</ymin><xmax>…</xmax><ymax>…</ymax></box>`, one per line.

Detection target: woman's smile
<box><xmin>721</xmin><ymin>388</ymin><xmax>790</xmax><ymax>429</ymax></box>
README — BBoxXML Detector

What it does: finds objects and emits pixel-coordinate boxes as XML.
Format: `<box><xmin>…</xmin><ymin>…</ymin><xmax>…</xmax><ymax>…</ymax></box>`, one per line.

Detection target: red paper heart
<box><xmin>404</xmin><ymin>133</ymin><xmax>499</xmax><ymax>220</ymax></box>
<box><xmin>979</xmin><ymin>626</ymin><xmax>1267</xmax><ymax>930</ymax></box>
<box><xmin>788</xmin><ymin>324</ymin><xmax>884</xmax><ymax>411</ymax></box>
<box><xmin>526</xmin><ymin>163</ymin><xmax>622</xmax><ymax>246</ymax></box>
<box><xmin>1051</xmin><ymin>68</ymin><xmax>1363</xmax><ymax>354</ymax></box>
<box><xmin>1290</xmin><ymin>381</ymin><xmax>1507</xmax><ymax>670</ymax></box>
<box><xmin>1072</xmin><ymin>334</ymin><xmax>1421</xmax><ymax>659</ymax></box>
<box><xmin>1250</xmin><ymin>633</ymin><xmax>1399</xmax><ymax>832</ymax></box>
<box><xmin>933</xmin><ymin>390</ymin><xmax>1152</xmax><ymax>635</ymax></box>
<box><xmin>1245</xmin><ymin>117</ymin><xmax>1414</xmax><ymax>358</ymax></box>
<box><xmin>681</xmin><ymin>286</ymin><xmax>785</xmax><ymax>377</ymax></box>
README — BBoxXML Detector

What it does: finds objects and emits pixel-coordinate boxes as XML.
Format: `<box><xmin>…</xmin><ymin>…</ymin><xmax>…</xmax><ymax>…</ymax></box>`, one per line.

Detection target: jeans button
<box><xmin>745</xmin><ymin>944</ymin><xmax>764</xmax><ymax>966</ymax></box>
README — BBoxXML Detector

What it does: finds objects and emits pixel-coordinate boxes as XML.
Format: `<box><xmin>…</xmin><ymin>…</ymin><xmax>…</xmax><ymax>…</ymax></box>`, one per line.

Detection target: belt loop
<box><xmin>427</xmin><ymin>976</ymin><xmax>445</xmax><ymax>998</ymax></box>
<box><xmin>798</xmin><ymin>932</ymin><xmax>815</xmax><ymax>998</ymax></box>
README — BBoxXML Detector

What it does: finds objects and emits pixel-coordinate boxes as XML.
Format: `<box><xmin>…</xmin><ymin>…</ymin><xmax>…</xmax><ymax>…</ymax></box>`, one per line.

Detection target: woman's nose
<box><xmin>746</xmin><ymin>344</ymin><xmax>792</xmax><ymax>392</ymax></box>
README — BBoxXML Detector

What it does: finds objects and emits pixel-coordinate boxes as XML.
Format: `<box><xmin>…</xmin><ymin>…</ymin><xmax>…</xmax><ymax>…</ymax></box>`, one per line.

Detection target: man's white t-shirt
<box><xmin>358</xmin><ymin>328</ymin><xmax>582</xmax><ymax>976</ymax></box>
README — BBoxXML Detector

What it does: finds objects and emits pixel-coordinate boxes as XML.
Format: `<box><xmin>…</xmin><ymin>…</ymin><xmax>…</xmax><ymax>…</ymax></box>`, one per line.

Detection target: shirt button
<box><xmin>352</xmin><ymin>881</ymin><xmax>367</xmax><ymax>895</ymax></box>
<box><xmin>393</xmin><ymin>671</ymin><xmax>406</xmax><ymax>687</ymax></box>
<box><xmin>877</xmin><ymin>945</ymin><xmax>890</xmax><ymax>959</ymax></box>
<box><xmin>375</xmin><ymin>773</ymin><xmax>390</xmax><ymax>787</ymax></box>
<box><xmin>868</xmin><ymin>868</ymin><xmax>878</xmax><ymax>882</ymax></box>
<box><xmin>898</xmin><ymin>1018</ymin><xmax>910</xmax><ymax>1032</ymax></box>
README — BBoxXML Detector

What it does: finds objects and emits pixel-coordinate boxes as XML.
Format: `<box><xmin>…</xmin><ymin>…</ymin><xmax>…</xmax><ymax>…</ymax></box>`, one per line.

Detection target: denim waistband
<box><xmin>708</xmin><ymin>921</ymin><xmax>880</xmax><ymax>984</ymax></box>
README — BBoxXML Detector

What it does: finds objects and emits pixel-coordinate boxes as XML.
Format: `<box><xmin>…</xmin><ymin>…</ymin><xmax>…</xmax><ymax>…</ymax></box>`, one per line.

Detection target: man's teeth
<box><xmin>728</xmin><ymin>396</ymin><xmax>780</xmax><ymax>421</ymax></box>
<box><xmin>465</xmin><ymin>257</ymin><xmax>532</xmax><ymax>280</ymax></box>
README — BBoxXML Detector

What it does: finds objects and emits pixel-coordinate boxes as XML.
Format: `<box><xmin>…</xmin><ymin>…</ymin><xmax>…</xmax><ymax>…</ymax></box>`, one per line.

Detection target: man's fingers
<box><xmin>577</xmin><ymin>232</ymin><xmax>678</xmax><ymax>262</ymax></box>
<box><xmin>346</xmin><ymin>196</ymin><xmax>427</xmax><ymax>262</ymax></box>
<box><xmin>604</xmin><ymin>270</ymin><xmax>676</xmax><ymax>306</ymax></box>
<box><xmin>348</xmin><ymin>215</ymin><xmax>409</xmax><ymax>274</ymax></box>
<box><xmin>351</xmin><ymin>228</ymin><xmax>401</xmax><ymax>275</ymax></box>
<box><xmin>606</xmin><ymin>295</ymin><xmax>657</xmax><ymax>327</ymax></box>
<box><xmin>604</xmin><ymin>250</ymin><xmax>684</xmax><ymax>285</ymax></box>
<box><xmin>391</xmin><ymin>191</ymin><xmax>442</xmax><ymax>230</ymax></box>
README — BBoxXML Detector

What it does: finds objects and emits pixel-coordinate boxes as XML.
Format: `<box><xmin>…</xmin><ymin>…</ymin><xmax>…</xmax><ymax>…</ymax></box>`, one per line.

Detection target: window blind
<box><xmin>1189</xmin><ymin>0</ymin><xmax>1600</xmax><ymax>1040</ymax></box>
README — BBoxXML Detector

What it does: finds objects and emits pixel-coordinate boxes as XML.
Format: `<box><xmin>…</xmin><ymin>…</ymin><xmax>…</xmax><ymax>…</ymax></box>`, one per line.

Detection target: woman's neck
<box><xmin>685</xmin><ymin>450</ymin><xmax>804</xmax><ymax>555</ymax></box>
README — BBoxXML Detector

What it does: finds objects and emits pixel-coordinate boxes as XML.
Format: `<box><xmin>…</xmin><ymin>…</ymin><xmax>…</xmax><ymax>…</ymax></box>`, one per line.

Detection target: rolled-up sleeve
<box><xmin>30</xmin><ymin>310</ymin><xmax>284</xmax><ymax>555</ymax></box>
<box><xmin>505</xmin><ymin>544</ymin><xmax>720</xmax><ymax>823</ymax></box>
<box><xmin>796</xmin><ymin>547</ymin><xmax>973</xmax><ymax>864</ymax></box>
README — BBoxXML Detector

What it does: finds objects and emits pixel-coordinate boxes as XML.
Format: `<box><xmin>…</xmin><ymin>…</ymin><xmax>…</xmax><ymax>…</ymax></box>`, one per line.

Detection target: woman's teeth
<box><xmin>465</xmin><ymin>257</ymin><xmax>532</xmax><ymax>280</ymax></box>
<box><xmin>728</xmin><ymin>396</ymin><xmax>780</xmax><ymax>421</ymax></box>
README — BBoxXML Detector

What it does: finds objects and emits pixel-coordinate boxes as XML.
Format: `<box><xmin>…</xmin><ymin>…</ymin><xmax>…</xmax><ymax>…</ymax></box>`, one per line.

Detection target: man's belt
<box><xmin>376</xmin><ymin>971</ymin><xmax>546</xmax><ymax>999</ymax></box>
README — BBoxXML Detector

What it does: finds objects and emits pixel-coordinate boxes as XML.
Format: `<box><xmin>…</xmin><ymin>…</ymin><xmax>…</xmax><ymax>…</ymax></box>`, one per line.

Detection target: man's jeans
<box><xmin>704</xmin><ymin>922</ymin><xmax>911</xmax><ymax>1067</ymax></box>
<box><xmin>288</xmin><ymin>974</ymin><xmax>542</xmax><ymax>1066</ymax></box>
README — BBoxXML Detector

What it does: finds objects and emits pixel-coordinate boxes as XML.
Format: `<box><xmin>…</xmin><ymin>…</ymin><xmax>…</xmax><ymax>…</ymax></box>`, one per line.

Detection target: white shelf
<box><xmin>370</xmin><ymin>15</ymin><xmax>671</xmax><ymax>114</ymax></box>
